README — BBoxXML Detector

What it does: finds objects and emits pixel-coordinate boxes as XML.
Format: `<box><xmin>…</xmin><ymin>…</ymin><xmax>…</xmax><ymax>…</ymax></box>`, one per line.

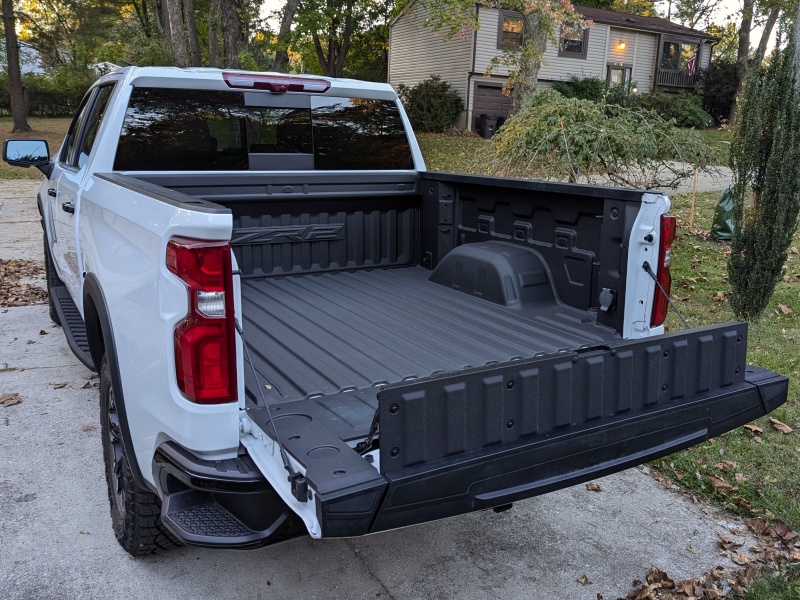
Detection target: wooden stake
<box><xmin>689</xmin><ymin>167</ymin><xmax>699</xmax><ymax>228</ymax></box>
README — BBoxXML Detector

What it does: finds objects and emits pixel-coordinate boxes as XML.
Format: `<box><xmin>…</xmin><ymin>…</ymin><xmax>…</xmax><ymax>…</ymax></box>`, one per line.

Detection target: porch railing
<box><xmin>656</xmin><ymin>69</ymin><xmax>698</xmax><ymax>88</ymax></box>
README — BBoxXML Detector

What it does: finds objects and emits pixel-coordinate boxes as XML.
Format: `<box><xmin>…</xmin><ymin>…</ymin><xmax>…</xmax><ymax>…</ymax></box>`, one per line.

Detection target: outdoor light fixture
<box><xmin>618</xmin><ymin>41</ymin><xmax>626</xmax><ymax>50</ymax></box>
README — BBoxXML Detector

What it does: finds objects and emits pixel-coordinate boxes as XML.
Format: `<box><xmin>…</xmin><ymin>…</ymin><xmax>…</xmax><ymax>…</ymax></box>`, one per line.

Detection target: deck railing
<box><xmin>656</xmin><ymin>69</ymin><xmax>698</xmax><ymax>88</ymax></box>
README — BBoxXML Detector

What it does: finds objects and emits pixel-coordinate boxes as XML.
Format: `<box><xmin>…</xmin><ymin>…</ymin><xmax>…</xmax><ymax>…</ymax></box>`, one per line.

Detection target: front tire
<box><xmin>99</xmin><ymin>355</ymin><xmax>180</xmax><ymax>556</ymax></box>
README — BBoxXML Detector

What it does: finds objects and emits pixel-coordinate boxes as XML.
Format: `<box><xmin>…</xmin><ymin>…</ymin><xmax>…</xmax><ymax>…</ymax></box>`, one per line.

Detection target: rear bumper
<box><xmin>361</xmin><ymin>366</ymin><xmax>786</xmax><ymax>533</ymax></box>
<box><xmin>153</xmin><ymin>366</ymin><xmax>786</xmax><ymax>546</ymax></box>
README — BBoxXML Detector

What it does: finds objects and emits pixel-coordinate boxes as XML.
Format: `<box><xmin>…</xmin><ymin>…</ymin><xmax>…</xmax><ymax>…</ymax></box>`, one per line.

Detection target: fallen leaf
<box><xmin>79</xmin><ymin>530</ymin><xmax>90</xmax><ymax>535</ymax></box>
<box><xmin>778</xmin><ymin>304</ymin><xmax>794</xmax><ymax>315</ymax></box>
<box><xmin>714</xmin><ymin>291</ymin><xmax>726</xmax><ymax>302</ymax></box>
<box><xmin>743</xmin><ymin>423</ymin><xmax>763</xmax><ymax>434</ymax></box>
<box><xmin>792</xmin><ymin>247</ymin><xmax>799</xmax><ymax>254</ymax></box>
<box><xmin>718</xmin><ymin>534</ymin><xmax>742</xmax><ymax>550</ymax></box>
<box><xmin>577</xmin><ymin>574</ymin><xmax>592</xmax><ymax>585</ymax></box>
<box><xmin>81</xmin><ymin>381</ymin><xmax>92</xmax><ymax>389</ymax></box>
<box><xmin>708</xmin><ymin>474</ymin><xmax>733</xmax><ymax>494</ymax></box>
<box><xmin>1</xmin><ymin>393</ymin><xmax>21</xmax><ymax>407</ymax></box>
<box><xmin>675</xmin><ymin>578</ymin><xmax>702</xmax><ymax>597</ymax></box>
<box><xmin>51</xmin><ymin>382</ymin><xmax>67</xmax><ymax>389</ymax></box>
<box><xmin>735</xmin><ymin>473</ymin><xmax>748</xmax><ymax>483</ymax></box>
<box><xmin>26</xmin><ymin>340</ymin><xmax>35</xmax><ymax>345</ymax></box>
<box><xmin>770</xmin><ymin>418</ymin><xmax>793</xmax><ymax>434</ymax></box>
<box><xmin>585</xmin><ymin>482</ymin><xmax>604</xmax><ymax>492</ymax></box>
<box><xmin>754</xmin><ymin>435</ymin><xmax>763</xmax><ymax>443</ymax></box>
<box><xmin>731</xmin><ymin>552</ymin><xmax>749</xmax><ymax>565</ymax></box>
<box><xmin>646</xmin><ymin>566</ymin><xmax>675</xmax><ymax>589</ymax></box>
<box><xmin>39</xmin><ymin>329</ymin><xmax>48</xmax><ymax>335</ymax></box>
<box><xmin>715</xmin><ymin>461</ymin><xmax>738</xmax><ymax>473</ymax></box>
<box><xmin>704</xmin><ymin>588</ymin><xmax>723</xmax><ymax>599</ymax></box>
<box><xmin>745</xmin><ymin>518</ymin><xmax>769</xmax><ymax>535</ymax></box>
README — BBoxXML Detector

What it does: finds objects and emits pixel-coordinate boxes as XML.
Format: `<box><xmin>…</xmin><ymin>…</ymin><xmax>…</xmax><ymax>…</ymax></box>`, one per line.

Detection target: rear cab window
<box><xmin>113</xmin><ymin>87</ymin><xmax>414</xmax><ymax>171</ymax></box>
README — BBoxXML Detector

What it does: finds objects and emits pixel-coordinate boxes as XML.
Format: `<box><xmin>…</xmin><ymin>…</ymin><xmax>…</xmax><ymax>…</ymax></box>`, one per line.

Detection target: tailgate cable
<box><xmin>642</xmin><ymin>261</ymin><xmax>690</xmax><ymax>329</ymax></box>
<box><xmin>356</xmin><ymin>409</ymin><xmax>380</xmax><ymax>456</ymax></box>
<box><xmin>235</xmin><ymin>319</ymin><xmax>309</xmax><ymax>503</ymax></box>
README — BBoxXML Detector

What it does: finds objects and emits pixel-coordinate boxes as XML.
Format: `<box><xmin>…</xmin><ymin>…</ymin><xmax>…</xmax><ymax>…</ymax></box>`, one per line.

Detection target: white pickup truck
<box><xmin>4</xmin><ymin>67</ymin><xmax>788</xmax><ymax>556</ymax></box>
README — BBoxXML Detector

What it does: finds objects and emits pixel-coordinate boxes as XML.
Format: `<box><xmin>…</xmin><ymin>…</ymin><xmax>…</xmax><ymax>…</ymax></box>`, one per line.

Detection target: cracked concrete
<box><xmin>0</xmin><ymin>180</ymin><xmax>757</xmax><ymax>600</ymax></box>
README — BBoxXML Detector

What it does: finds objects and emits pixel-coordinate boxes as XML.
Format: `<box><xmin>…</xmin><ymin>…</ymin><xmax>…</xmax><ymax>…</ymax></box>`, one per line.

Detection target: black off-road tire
<box><xmin>43</xmin><ymin>233</ymin><xmax>62</xmax><ymax>325</ymax></box>
<box><xmin>99</xmin><ymin>355</ymin><xmax>181</xmax><ymax>556</ymax></box>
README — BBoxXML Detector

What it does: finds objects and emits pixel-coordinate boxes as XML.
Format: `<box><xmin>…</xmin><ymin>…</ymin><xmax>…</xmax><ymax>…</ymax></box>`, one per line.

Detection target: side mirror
<box><xmin>3</xmin><ymin>139</ymin><xmax>52</xmax><ymax>177</ymax></box>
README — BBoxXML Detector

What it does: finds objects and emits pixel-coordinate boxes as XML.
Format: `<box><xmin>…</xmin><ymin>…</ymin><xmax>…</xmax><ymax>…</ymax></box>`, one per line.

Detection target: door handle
<box><xmin>47</xmin><ymin>188</ymin><xmax>57</xmax><ymax>197</ymax></box>
<box><xmin>61</xmin><ymin>201</ymin><xmax>75</xmax><ymax>214</ymax></box>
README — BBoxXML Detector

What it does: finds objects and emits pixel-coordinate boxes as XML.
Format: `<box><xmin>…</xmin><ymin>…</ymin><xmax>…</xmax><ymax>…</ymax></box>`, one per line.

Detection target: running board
<box><xmin>50</xmin><ymin>286</ymin><xmax>95</xmax><ymax>371</ymax></box>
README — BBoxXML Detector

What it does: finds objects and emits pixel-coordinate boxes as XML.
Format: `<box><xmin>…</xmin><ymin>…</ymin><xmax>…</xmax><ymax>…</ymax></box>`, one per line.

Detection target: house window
<box><xmin>497</xmin><ymin>12</ymin><xmax>524</xmax><ymax>49</ymax></box>
<box><xmin>660</xmin><ymin>41</ymin><xmax>698</xmax><ymax>72</ymax></box>
<box><xmin>558</xmin><ymin>22</ymin><xmax>588</xmax><ymax>58</ymax></box>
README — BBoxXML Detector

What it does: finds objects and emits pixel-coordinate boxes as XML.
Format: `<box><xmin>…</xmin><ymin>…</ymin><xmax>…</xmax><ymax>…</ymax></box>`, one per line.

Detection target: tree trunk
<box><xmin>752</xmin><ymin>8</ymin><xmax>780</xmax><ymax>67</ymax></box>
<box><xmin>509</xmin><ymin>14</ymin><xmax>547</xmax><ymax>115</ymax></box>
<box><xmin>729</xmin><ymin>0</ymin><xmax>754</xmax><ymax>125</ymax></box>
<box><xmin>2</xmin><ymin>0</ymin><xmax>30</xmax><ymax>133</ymax></box>
<box><xmin>221</xmin><ymin>0</ymin><xmax>246</xmax><ymax>68</ymax></box>
<box><xmin>165</xmin><ymin>0</ymin><xmax>189</xmax><ymax>66</ymax></box>
<box><xmin>272</xmin><ymin>0</ymin><xmax>300</xmax><ymax>72</ymax></box>
<box><xmin>208</xmin><ymin>0</ymin><xmax>221</xmax><ymax>68</ymax></box>
<box><xmin>151</xmin><ymin>0</ymin><xmax>168</xmax><ymax>39</ymax></box>
<box><xmin>182</xmin><ymin>0</ymin><xmax>202</xmax><ymax>66</ymax></box>
<box><xmin>796</xmin><ymin>0</ymin><xmax>800</xmax><ymax>84</ymax></box>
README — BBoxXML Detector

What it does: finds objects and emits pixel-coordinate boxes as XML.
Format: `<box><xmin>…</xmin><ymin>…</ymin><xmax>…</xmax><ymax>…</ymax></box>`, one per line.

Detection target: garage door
<box><xmin>473</xmin><ymin>85</ymin><xmax>511</xmax><ymax>124</ymax></box>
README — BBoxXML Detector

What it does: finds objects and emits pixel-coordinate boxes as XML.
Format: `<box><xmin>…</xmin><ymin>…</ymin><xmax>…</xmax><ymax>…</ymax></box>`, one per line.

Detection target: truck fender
<box><xmin>83</xmin><ymin>273</ymin><xmax>155</xmax><ymax>493</ymax></box>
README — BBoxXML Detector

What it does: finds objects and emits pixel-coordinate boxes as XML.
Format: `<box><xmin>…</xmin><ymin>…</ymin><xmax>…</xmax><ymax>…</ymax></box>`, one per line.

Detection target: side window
<box><xmin>61</xmin><ymin>90</ymin><xmax>96</xmax><ymax>167</ymax></box>
<box><xmin>75</xmin><ymin>85</ymin><xmax>115</xmax><ymax>169</ymax></box>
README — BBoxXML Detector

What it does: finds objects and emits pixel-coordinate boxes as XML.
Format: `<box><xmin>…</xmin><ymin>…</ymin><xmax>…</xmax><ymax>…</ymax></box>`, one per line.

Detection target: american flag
<box><xmin>687</xmin><ymin>54</ymin><xmax>697</xmax><ymax>76</ymax></box>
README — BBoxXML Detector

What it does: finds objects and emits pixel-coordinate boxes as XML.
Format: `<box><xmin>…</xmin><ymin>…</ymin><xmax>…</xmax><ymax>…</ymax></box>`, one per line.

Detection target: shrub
<box><xmin>397</xmin><ymin>76</ymin><xmax>464</xmax><ymax>133</ymax></box>
<box><xmin>490</xmin><ymin>90</ymin><xmax>714</xmax><ymax>189</ymax></box>
<box><xmin>698</xmin><ymin>58</ymin><xmax>737</xmax><ymax>125</ymax></box>
<box><xmin>0</xmin><ymin>66</ymin><xmax>95</xmax><ymax>117</ymax></box>
<box><xmin>728</xmin><ymin>42</ymin><xmax>800</xmax><ymax>319</ymax></box>
<box><xmin>551</xmin><ymin>75</ymin><xmax>605</xmax><ymax>102</ymax></box>
<box><xmin>635</xmin><ymin>90</ymin><xmax>711</xmax><ymax>128</ymax></box>
<box><xmin>604</xmin><ymin>80</ymin><xmax>640</xmax><ymax>108</ymax></box>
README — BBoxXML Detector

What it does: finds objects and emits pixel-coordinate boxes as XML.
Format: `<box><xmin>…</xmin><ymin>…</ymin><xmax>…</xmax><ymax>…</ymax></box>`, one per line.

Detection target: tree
<box><xmin>293</xmin><ymin>0</ymin><xmax>390</xmax><ymax>78</ymax></box>
<box><xmin>221</xmin><ymin>0</ymin><xmax>246</xmax><ymax>67</ymax></box>
<box><xmin>422</xmin><ymin>0</ymin><xmax>583</xmax><ymax>114</ymax></box>
<box><xmin>674</xmin><ymin>0</ymin><xmax>723</xmax><ymax>28</ymax></box>
<box><xmin>2</xmin><ymin>0</ymin><xmax>30</xmax><ymax>132</ymax></box>
<box><xmin>611</xmin><ymin>0</ymin><xmax>659</xmax><ymax>16</ymax></box>
<box><xmin>728</xmin><ymin>39</ymin><xmax>800</xmax><ymax>318</ymax></box>
<box><xmin>272</xmin><ymin>0</ymin><xmax>300</xmax><ymax>71</ymax></box>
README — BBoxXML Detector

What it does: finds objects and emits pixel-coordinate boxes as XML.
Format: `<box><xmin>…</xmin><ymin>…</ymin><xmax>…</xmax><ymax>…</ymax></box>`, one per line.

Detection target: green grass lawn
<box><xmin>696</xmin><ymin>127</ymin><xmax>732</xmax><ymax>165</ymax></box>
<box><xmin>659</xmin><ymin>190</ymin><xmax>800</xmax><ymax>530</ymax></box>
<box><xmin>0</xmin><ymin>117</ymin><xmax>70</xmax><ymax>179</ymax></box>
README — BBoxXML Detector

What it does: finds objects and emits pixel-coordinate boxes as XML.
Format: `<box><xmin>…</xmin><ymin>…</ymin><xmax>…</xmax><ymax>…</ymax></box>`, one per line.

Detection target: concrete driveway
<box><xmin>1</xmin><ymin>181</ymin><xmax>753</xmax><ymax>600</ymax></box>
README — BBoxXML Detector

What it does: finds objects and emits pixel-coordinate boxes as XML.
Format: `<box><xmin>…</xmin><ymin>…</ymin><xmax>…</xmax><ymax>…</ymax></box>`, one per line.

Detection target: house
<box><xmin>388</xmin><ymin>2</ymin><xmax>718</xmax><ymax>130</ymax></box>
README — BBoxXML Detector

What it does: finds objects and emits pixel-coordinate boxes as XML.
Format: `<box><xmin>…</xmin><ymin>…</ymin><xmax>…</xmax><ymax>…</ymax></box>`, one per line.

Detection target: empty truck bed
<box><xmin>240</xmin><ymin>264</ymin><xmax>618</xmax><ymax>404</ymax></box>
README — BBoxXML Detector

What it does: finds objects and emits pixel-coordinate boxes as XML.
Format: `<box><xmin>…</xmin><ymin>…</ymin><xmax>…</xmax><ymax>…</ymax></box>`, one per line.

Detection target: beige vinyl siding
<box><xmin>699</xmin><ymin>41</ymin><xmax>711</xmax><ymax>69</ymax></box>
<box><xmin>538</xmin><ymin>23</ymin><xmax>609</xmax><ymax>82</ymax></box>
<box><xmin>632</xmin><ymin>31</ymin><xmax>657</xmax><ymax>91</ymax></box>
<box><xmin>388</xmin><ymin>3</ymin><xmax>473</xmax><ymax>122</ymax></box>
<box><xmin>606</xmin><ymin>27</ymin><xmax>636</xmax><ymax>64</ymax></box>
<box><xmin>473</xmin><ymin>8</ymin><xmax>509</xmax><ymax>76</ymax></box>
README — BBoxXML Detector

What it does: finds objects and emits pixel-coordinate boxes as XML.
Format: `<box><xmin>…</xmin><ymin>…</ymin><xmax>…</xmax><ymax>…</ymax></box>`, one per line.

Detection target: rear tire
<box><xmin>43</xmin><ymin>233</ymin><xmax>61</xmax><ymax>326</ymax></box>
<box><xmin>99</xmin><ymin>355</ymin><xmax>180</xmax><ymax>555</ymax></box>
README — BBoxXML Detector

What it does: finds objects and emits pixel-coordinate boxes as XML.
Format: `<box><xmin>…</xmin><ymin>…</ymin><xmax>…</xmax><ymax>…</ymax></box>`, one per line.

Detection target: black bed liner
<box><xmin>240</xmin><ymin>264</ymin><xmax>617</xmax><ymax>405</ymax></box>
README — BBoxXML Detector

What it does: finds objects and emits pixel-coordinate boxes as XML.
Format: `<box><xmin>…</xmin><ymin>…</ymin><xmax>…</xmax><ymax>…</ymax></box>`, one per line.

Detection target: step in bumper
<box><xmin>152</xmin><ymin>442</ymin><xmax>304</xmax><ymax>548</ymax></box>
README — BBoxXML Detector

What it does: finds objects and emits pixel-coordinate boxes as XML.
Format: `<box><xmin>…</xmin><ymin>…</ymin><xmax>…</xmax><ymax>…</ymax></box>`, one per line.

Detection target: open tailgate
<box><xmin>369</xmin><ymin>321</ymin><xmax>786</xmax><ymax>532</ymax></box>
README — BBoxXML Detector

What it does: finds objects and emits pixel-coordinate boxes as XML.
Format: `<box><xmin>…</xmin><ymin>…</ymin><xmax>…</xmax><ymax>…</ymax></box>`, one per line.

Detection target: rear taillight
<box><xmin>166</xmin><ymin>237</ymin><xmax>237</xmax><ymax>404</ymax></box>
<box><xmin>222</xmin><ymin>72</ymin><xmax>330</xmax><ymax>93</ymax></box>
<box><xmin>650</xmin><ymin>214</ymin><xmax>677</xmax><ymax>328</ymax></box>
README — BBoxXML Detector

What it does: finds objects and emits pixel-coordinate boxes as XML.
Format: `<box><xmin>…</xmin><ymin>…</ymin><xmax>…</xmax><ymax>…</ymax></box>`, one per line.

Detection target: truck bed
<box><xmin>241</xmin><ymin>265</ymin><xmax>617</xmax><ymax>404</ymax></box>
